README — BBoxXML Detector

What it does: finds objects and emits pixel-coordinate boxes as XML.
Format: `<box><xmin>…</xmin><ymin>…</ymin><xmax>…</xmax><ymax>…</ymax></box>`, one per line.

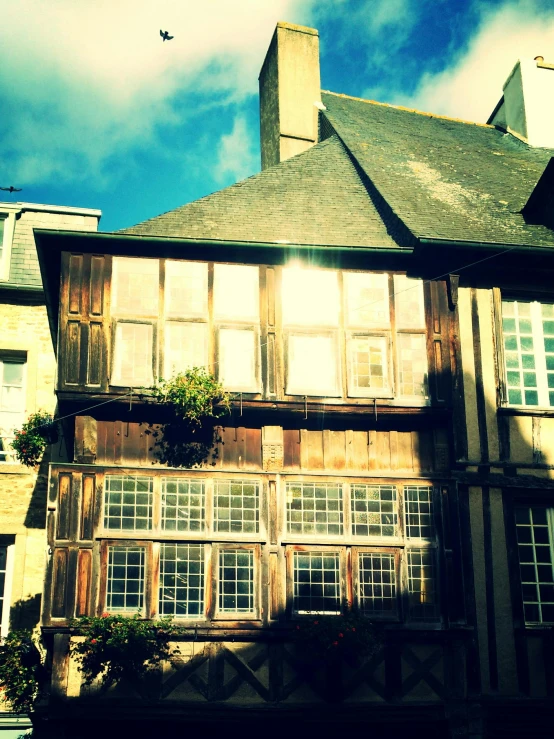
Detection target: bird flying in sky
<box><xmin>0</xmin><ymin>186</ymin><xmax>22</xmax><ymax>193</ymax></box>
<box><xmin>160</xmin><ymin>30</ymin><xmax>174</xmax><ymax>41</ymax></box>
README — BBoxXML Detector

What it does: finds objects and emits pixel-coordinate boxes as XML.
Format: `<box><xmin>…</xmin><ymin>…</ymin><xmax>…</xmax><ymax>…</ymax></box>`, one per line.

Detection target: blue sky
<box><xmin>1</xmin><ymin>0</ymin><xmax>554</xmax><ymax>231</ymax></box>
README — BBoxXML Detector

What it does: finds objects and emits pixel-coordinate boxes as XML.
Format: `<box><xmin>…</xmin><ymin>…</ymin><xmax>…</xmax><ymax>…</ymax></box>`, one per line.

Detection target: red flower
<box><xmin>332</xmin><ymin>641</ymin><xmax>338</xmax><ymax>647</ymax></box>
<box><xmin>338</xmin><ymin>633</ymin><xmax>344</xmax><ymax>638</ymax></box>
<box><xmin>351</xmin><ymin>627</ymin><xmax>356</xmax><ymax>632</ymax></box>
<box><xmin>102</xmin><ymin>612</ymin><xmax>110</xmax><ymax>617</ymax></box>
<box><xmin>90</xmin><ymin>639</ymin><xmax>97</xmax><ymax>645</ymax></box>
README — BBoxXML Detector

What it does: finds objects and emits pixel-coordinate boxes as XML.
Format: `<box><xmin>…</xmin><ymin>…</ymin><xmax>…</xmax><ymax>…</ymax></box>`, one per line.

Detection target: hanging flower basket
<box><xmin>11</xmin><ymin>411</ymin><xmax>58</xmax><ymax>467</ymax></box>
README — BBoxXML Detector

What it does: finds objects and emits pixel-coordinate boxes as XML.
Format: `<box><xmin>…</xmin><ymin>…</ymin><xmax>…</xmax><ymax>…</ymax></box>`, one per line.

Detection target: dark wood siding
<box><xmin>58</xmin><ymin>251</ymin><xmax>111</xmax><ymax>391</ymax></box>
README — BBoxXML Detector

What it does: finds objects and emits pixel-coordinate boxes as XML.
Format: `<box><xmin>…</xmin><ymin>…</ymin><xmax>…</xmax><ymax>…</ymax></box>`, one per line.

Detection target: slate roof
<box><xmin>120</xmin><ymin>135</ymin><xmax>401</xmax><ymax>248</ymax></box>
<box><xmin>321</xmin><ymin>91</ymin><xmax>554</xmax><ymax>248</ymax></box>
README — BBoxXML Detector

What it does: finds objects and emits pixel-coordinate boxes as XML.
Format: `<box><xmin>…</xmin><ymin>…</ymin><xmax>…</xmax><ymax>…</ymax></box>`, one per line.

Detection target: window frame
<box><xmin>514</xmin><ymin>503</ymin><xmax>554</xmax><ymax>625</ymax></box>
<box><xmin>498</xmin><ymin>294</ymin><xmax>554</xmax><ymax>410</ymax></box>
<box><xmin>100</xmin><ymin>472</ymin><xmax>266</xmax><ymax>542</ymax></box>
<box><xmin>0</xmin><ymin>354</ymin><xmax>27</xmax><ymax>464</ymax></box>
<box><xmin>286</xmin><ymin>544</ymin><xmax>346</xmax><ymax>618</ymax></box>
<box><xmin>352</xmin><ymin>545</ymin><xmax>402</xmax><ymax>622</ymax></box>
<box><xmin>213</xmin><ymin>542</ymin><xmax>261</xmax><ymax>620</ymax></box>
<box><xmin>0</xmin><ymin>210</ymin><xmax>16</xmax><ymax>282</ymax></box>
<box><xmin>94</xmin><ymin>472</ymin><xmax>441</xmax><ymax>626</ymax></box>
<box><xmin>281</xmin><ymin>478</ymin><xmax>441</xmax><ymax>625</ymax></box>
<box><xmin>280</xmin><ymin>267</ymin><xmax>429</xmax><ymax>403</ymax></box>
<box><xmin>0</xmin><ymin>538</ymin><xmax>15</xmax><ymax>637</ymax></box>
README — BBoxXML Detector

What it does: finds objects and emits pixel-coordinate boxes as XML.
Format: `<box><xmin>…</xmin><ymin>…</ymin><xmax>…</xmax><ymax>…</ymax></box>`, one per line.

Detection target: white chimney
<box><xmin>488</xmin><ymin>57</ymin><xmax>554</xmax><ymax>148</ymax></box>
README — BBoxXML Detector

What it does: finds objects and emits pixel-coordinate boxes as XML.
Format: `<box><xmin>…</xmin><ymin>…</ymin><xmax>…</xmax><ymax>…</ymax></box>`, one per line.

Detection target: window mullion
<box><xmin>532</xmin><ymin>302</ymin><xmax>549</xmax><ymax>407</ymax></box>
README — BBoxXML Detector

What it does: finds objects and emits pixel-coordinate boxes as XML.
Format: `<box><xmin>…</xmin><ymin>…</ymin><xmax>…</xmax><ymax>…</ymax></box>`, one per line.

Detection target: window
<box><xmin>0</xmin><ymin>356</ymin><xmax>26</xmax><ymax>463</ymax></box>
<box><xmin>161</xmin><ymin>478</ymin><xmax>205</xmax><ymax>532</ymax></box>
<box><xmin>287</xmin><ymin>482</ymin><xmax>343</xmax><ymax>536</ymax></box>
<box><xmin>159</xmin><ymin>543</ymin><xmax>205</xmax><ymax>617</ymax></box>
<box><xmin>283</xmin><ymin>268</ymin><xmax>340</xmax><ymax>396</ymax></box>
<box><xmin>104</xmin><ymin>475</ymin><xmax>153</xmax><ymax>531</ymax></box>
<box><xmin>106</xmin><ymin>546</ymin><xmax>145</xmax><ymax>613</ymax></box>
<box><xmin>0</xmin><ymin>212</ymin><xmax>15</xmax><ymax>282</ymax></box>
<box><xmin>351</xmin><ymin>484</ymin><xmax>397</xmax><ymax>537</ymax></box>
<box><xmin>164</xmin><ymin>261</ymin><xmax>208</xmax><ymax>377</ymax></box>
<box><xmin>107</xmin><ymin>259</ymin><xmax>429</xmax><ymax>402</ymax></box>
<box><xmin>111</xmin><ymin>257</ymin><xmax>158</xmax><ymax>387</ymax></box>
<box><xmin>292</xmin><ymin>550</ymin><xmax>341</xmax><ymax>615</ymax></box>
<box><xmin>213</xmin><ymin>479</ymin><xmax>259</xmax><ymax>534</ymax></box>
<box><xmin>217</xmin><ymin>547</ymin><xmax>256</xmax><ymax>615</ymax></box>
<box><xmin>282</xmin><ymin>267</ymin><xmax>428</xmax><ymax>400</ymax></box>
<box><xmin>96</xmin><ymin>475</ymin><xmax>439</xmax><ymax>624</ymax></box>
<box><xmin>286</xmin><ymin>481</ymin><xmax>440</xmax><ymax>623</ymax></box>
<box><xmin>357</xmin><ymin>551</ymin><xmax>398</xmax><ymax>618</ymax></box>
<box><xmin>502</xmin><ymin>299</ymin><xmax>554</xmax><ymax>407</ymax></box>
<box><xmin>515</xmin><ymin>506</ymin><xmax>554</xmax><ymax>624</ymax></box>
<box><xmin>0</xmin><ymin>540</ymin><xmax>15</xmax><ymax>637</ymax></box>
<box><xmin>214</xmin><ymin>264</ymin><xmax>260</xmax><ymax>392</ymax></box>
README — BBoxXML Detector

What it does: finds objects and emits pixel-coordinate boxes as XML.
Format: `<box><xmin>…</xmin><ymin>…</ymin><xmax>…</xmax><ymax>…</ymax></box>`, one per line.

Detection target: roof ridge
<box><xmin>321</xmin><ymin>89</ymin><xmax>495</xmax><ymax>129</ymax></box>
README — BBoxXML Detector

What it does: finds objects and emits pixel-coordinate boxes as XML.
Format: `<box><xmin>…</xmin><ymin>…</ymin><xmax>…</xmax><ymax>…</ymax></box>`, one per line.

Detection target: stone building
<box><xmin>27</xmin><ymin>22</ymin><xmax>554</xmax><ymax>739</ymax></box>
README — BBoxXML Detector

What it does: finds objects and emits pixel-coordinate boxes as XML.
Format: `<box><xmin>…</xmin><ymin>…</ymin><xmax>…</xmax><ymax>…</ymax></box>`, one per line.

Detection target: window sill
<box><xmin>499</xmin><ymin>406</ymin><xmax>554</xmax><ymax>417</ymax></box>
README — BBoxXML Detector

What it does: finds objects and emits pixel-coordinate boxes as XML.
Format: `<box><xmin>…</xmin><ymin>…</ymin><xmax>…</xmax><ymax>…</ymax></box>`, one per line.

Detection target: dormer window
<box><xmin>0</xmin><ymin>211</ymin><xmax>16</xmax><ymax>282</ymax></box>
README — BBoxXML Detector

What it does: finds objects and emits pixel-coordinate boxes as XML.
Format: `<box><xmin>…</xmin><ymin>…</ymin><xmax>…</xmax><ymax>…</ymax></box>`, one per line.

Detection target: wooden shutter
<box><xmin>58</xmin><ymin>252</ymin><xmax>111</xmax><ymax>392</ymax></box>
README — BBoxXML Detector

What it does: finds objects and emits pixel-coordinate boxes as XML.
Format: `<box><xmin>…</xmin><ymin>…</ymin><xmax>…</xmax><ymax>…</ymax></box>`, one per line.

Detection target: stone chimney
<box><xmin>488</xmin><ymin>57</ymin><xmax>554</xmax><ymax>148</ymax></box>
<box><xmin>259</xmin><ymin>22</ymin><xmax>321</xmax><ymax>170</ymax></box>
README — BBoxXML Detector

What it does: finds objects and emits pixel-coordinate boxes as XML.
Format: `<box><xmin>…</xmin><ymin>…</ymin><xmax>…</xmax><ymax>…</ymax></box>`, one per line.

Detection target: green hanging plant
<box><xmin>0</xmin><ymin>630</ymin><xmax>45</xmax><ymax>713</ymax></box>
<box><xmin>147</xmin><ymin>368</ymin><xmax>230</xmax><ymax>468</ymax></box>
<box><xmin>10</xmin><ymin>411</ymin><xmax>58</xmax><ymax>467</ymax></box>
<box><xmin>69</xmin><ymin>614</ymin><xmax>181</xmax><ymax>690</ymax></box>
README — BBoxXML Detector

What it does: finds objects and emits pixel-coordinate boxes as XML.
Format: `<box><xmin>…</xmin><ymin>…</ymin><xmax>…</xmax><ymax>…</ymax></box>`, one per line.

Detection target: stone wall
<box><xmin>0</xmin><ymin>301</ymin><xmax>56</xmax><ymax>633</ymax></box>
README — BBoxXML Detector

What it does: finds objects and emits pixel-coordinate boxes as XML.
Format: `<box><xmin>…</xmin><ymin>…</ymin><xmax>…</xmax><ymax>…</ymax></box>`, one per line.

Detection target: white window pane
<box><xmin>113</xmin><ymin>323</ymin><xmax>153</xmax><ymax>386</ymax></box>
<box><xmin>282</xmin><ymin>267</ymin><xmax>339</xmax><ymax>326</ymax></box>
<box><xmin>394</xmin><ymin>275</ymin><xmax>425</xmax><ymax>329</ymax></box>
<box><xmin>218</xmin><ymin>328</ymin><xmax>257</xmax><ymax>390</ymax></box>
<box><xmin>398</xmin><ymin>334</ymin><xmax>428</xmax><ymax>397</ymax></box>
<box><xmin>287</xmin><ymin>334</ymin><xmax>339</xmax><ymax>396</ymax></box>
<box><xmin>348</xmin><ymin>335</ymin><xmax>390</xmax><ymax>395</ymax></box>
<box><xmin>164</xmin><ymin>322</ymin><xmax>208</xmax><ymax>378</ymax></box>
<box><xmin>165</xmin><ymin>261</ymin><xmax>208</xmax><ymax>318</ymax></box>
<box><xmin>112</xmin><ymin>257</ymin><xmax>159</xmax><ymax>315</ymax></box>
<box><xmin>0</xmin><ymin>360</ymin><xmax>25</xmax><ymax>413</ymax></box>
<box><xmin>214</xmin><ymin>264</ymin><xmax>259</xmax><ymax>321</ymax></box>
<box><xmin>345</xmin><ymin>272</ymin><xmax>390</xmax><ymax>326</ymax></box>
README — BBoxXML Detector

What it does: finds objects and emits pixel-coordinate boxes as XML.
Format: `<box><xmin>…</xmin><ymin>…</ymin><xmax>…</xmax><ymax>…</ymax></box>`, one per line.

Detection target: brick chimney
<box><xmin>259</xmin><ymin>22</ymin><xmax>321</xmax><ymax>170</ymax></box>
<box><xmin>488</xmin><ymin>57</ymin><xmax>554</xmax><ymax>148</ymax></box>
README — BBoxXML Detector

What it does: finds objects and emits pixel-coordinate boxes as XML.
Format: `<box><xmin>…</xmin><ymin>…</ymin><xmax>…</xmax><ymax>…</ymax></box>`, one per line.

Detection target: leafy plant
<box><xmin>150</xmin><ymin>369</ymin><xmax>230</xmax><ymax>425</ymax></box>
<box><xmin>294</xmin><ymin>610</ymin><xmax>383</xmax><ymax>665</ymax></box>
<box><xmin>11</xmin><ymin>411</ymin><xmax>57</xmax><ymax>467</ymax></box>
<box><xmin>0</xmin><ymin>630</ymin><xmax>44</xmax><ymax>713</ymax></box>
<box><xmin>147</xmin><ymin>369</ymin><xmax>230</xmax><ymax>468</ymax></box>
<box><xmin>69</xmin><ymin>614</ymin><xmax>181</xmax><ymax>690</ymax></box>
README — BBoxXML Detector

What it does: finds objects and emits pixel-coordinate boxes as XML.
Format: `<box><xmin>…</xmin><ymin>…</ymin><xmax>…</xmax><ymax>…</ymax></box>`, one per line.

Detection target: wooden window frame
<box><xmin>285</xmin><ymin>544</ymin><xmax>347</xmax><ymax>618</ymax></box>
<box><xmin>213</xmin><ymin>543</ymin><xmax>261</xmax><ymax>621</ymax></box>
<box><xmin>100</xmin><ymin>540</ymin><xmax>151</xmax><ymax>617</ymax></box>
<box><xmin>353</xmin><ymin>546</ymin><xmax>402</xmax><ymax>622</ymax></box>
<box><xmin>99</xmin><ymin>472</ymin><xmax>266</xmax><ymax>542</ymax></box>
<box><xmin>280</xmin><ymin>267</ymin><xmax>429</xmax><ymax>404</ymax></box>
<box><xmin>110</xmin><ymin>318</ymin><xmax>157</xmax><ymax>388</ymax></box>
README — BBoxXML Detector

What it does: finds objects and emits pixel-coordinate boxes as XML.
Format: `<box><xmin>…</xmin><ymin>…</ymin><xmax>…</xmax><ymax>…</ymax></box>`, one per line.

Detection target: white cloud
<box><xmin>396</xmin><ymin>0</ymin><xmax>554</xmax><ymax>122</ymax></box>
<box><xmin>215</xmin><ymin>116</ymin><xmax>258</xmax><ymax>184</ymax></box>
<box><xmin>0</xmin><ymin>0</ymin><xmax>315</xmax><ymax>187</ymax></box>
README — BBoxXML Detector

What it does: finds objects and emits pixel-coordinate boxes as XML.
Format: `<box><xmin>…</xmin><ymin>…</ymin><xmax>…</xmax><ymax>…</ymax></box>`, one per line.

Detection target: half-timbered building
<box><xmin>31</xmin><ymin>23</ymin><xmax>554</xmax><ymax>739</ymax></box>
